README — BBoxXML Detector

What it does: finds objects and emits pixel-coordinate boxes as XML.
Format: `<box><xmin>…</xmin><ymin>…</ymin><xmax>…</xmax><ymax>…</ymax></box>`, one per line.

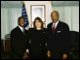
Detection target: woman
<box><xmin>28</xmin><ymin>17</ymin><xmax>47</xmax><ymax>59</ymax></box>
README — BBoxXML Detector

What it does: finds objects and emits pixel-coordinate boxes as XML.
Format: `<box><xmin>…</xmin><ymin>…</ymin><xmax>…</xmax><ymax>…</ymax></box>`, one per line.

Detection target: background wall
<box><xmin>1</xmin><ymin>1</ymin><xmax>79</xmax><ymax>40</ymax></box>
<box><xmin>52</xmin><ymin>6</ymin><xmax>79</xmax><ymax>31</ymax></box>
<box><xmin>1</xmin><ymin>8</ymin><xmax>21</xmax><ymax>39</ymax></box>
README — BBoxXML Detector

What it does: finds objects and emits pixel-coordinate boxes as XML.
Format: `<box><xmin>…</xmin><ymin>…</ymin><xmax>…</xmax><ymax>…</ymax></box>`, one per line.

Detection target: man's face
<box><xmin>51</xmin><ymin>12</ymin><xmax>59</xmax><ymax>22</ymax></box>
<box><xmin>19</xmin><ymin>18</ymin><xmax>25</xmax><ymax>27</ymax></box>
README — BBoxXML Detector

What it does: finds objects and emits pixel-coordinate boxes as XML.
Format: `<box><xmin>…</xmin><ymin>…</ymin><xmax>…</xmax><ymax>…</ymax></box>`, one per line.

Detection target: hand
<box><xmin>47</xmin><ymin>50</ymin><xmax>52</xmax><ymax>58</ymax></box>
<box><xmin>62</xmin><ymin>53</ymin><xmax>68</xmax><ymax>59</ymax></box>
<box><xmin>22</xmin><ymin>49</ymin><xmax>30</xmax><ymax>59</ymax></box>
<box><xmin>22</xmin><ymin>52</ymin><xmax>29</xmax><ymax>59</ymax></box>
<box><xmin>22</xmin><ymin>54</ymin><xmax>29</xmax><ymax>59</ymax></box>
<box><xmin>26</xmin><ymin>49</ymin><xmax>29</xmax><ymax>54</ymax></box>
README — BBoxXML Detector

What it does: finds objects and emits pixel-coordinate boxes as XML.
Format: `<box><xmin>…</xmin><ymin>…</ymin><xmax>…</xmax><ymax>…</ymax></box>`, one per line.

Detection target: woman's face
<box><xmin>35</xmin><ymin>20</ymin><xmax>42</xmax><ymax>28</ymax></box>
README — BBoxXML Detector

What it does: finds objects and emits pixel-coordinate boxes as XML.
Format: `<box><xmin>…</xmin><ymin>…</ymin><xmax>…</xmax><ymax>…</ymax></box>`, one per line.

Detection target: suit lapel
<box><xmin>17</xmin><ymin>26</ymin><xmax>25</xmax><ymax>35</ymax></box>
<box><xmin>55</xmin><ymin>21</ymin><xmax>60</xmax><ymax>31</ymax></box>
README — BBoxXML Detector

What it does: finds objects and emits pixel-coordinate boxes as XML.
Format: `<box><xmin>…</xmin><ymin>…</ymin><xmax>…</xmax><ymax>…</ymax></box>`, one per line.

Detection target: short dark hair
<box><xmin>33</xmin><ymin>17</ymin><xmax>43</xmax><ymax>29</ymax></box>
<box><xmin>18</xmin><ymin>16</ymin><xmax>24</xmax><ymax>25</ymax></box>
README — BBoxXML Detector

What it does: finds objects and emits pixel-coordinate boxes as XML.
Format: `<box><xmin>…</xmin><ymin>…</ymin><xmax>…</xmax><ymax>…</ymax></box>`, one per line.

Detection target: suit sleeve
<box><xmin>27</xmin><ymin>28</ymin><xmax>32</xmax><ymax>52</ymax></box>
<box><xmin>10</xmin><ymin>30</ymin><xmax>18</xmax><ymax>57</ymax></box>
<box><xmin>62</xmin><ymin>23</ymin><xmax>70</xmax><ymax>53</ymax></box>
<box><xmin>25</xmin><ymin>30</ymin><xmax>30</xmax><ymax>50</ymax></box>
<box><xmin>63</xmin><ymin>23</ymin><xmax>70</xmax><ymax>31</ymax></box>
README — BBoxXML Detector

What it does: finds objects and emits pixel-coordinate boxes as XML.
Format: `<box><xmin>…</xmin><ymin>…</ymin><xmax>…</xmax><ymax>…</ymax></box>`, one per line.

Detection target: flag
<box><xmin>22</xmin><ymin>2</ymin><xmax>29</xmax><ymax>28</ymax></box>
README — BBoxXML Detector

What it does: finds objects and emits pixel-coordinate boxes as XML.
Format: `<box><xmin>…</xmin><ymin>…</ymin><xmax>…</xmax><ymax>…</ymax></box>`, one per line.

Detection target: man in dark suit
<box><xmin>10</xmin><ymin>16</ymin><xmax>29</xmax><ymax>59</ymax></box>
<box><xmin>47</xmin><ymin>10</ymin><xmax>70</xmax><ymax>59</ymax></box>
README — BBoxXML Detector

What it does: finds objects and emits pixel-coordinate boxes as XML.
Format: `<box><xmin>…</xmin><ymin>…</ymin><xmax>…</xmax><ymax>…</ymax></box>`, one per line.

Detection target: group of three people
<box><xmin>10</xmin><ymin>10</ymin><xmax>70</xmax><ymax>59</ymax></box>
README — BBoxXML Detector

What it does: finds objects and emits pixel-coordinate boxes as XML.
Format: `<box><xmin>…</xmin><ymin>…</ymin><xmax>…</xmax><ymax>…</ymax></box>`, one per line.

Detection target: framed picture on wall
<box><xmin>30</xmin><ymin>5</ymin><xmax>46</xmax><ymax>27</ymax></box>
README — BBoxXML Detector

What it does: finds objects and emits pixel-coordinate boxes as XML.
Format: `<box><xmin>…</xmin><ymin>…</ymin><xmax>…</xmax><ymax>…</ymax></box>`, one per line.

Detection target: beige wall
<box><xmin>1</xmin><ymin>1</ymin><xmax>79</xmax><ymax>39</ymax></box>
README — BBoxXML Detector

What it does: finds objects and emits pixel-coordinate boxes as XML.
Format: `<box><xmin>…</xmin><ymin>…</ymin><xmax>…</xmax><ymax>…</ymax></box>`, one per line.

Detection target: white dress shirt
<box><xmin>52</xmin><ymin>21</ymin><xmax>59</xmax><ymax>29</ymax></box>
<box><xmin>18</xmin><ymin>25</ymin><xmax>24</xmax><ymax>32</ymax></box>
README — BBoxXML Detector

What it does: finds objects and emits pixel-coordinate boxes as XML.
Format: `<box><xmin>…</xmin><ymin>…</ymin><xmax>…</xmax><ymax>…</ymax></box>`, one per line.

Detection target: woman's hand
<box><xmin>22</xmin><ymin>54</ymin><xmax>29</xmax><ymax>59</ymax></box>
<box><xmin>22</xmin><ymin>49</ymin><xmax>30</xmax><ymax>59</ymax></box>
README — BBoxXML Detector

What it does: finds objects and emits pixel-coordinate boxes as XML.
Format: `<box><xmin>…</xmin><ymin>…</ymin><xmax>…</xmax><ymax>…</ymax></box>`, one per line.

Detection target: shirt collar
<box><xmin>53</xmin><ymin>20</ymin><xmax>59</xmax><ymax>24</ymax></box>
<box><xmin>18</xmin><ymin>25</ymin><xmax>24</xmax><ymax>32</ymax></box>
<box><xmin>52</xmin><ymin>21</ymin><xmax>59</xmax><ymax>28</ymax></box>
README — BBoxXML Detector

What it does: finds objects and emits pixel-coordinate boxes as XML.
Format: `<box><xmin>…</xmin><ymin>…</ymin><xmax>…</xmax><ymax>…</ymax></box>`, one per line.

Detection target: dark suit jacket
<box><xmin>47</xmin><ymin>21</ymin><xmax>70</xmax><ymax>57</ymax></box>
<box><xmin>10</xmin><ymin>26</ymin><xmax>29</xmax><ymax>59</ymax></box>
<box><xmin>47</xmin><ymin>21</ymin><xmax>69</xmax><ymax>32</ymax></box>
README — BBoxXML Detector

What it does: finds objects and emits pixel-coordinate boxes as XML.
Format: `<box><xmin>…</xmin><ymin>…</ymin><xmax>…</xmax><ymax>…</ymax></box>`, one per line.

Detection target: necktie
<box><xmin>52</xmin><ymin>23</ymin><xmax>55</xmax><ymax>31</ymax></box>
<box><xmin>23</xmin><ymin>28</ymin><xmax>25</xmax><ymax>35</ymax></box>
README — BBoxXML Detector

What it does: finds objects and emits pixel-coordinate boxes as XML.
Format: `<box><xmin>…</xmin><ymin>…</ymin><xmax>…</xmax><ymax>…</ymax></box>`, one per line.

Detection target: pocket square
<box><xmin>57</xmin><ymin>31</ymin><xmax>61</xmax><ymax>33</ymax></box>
